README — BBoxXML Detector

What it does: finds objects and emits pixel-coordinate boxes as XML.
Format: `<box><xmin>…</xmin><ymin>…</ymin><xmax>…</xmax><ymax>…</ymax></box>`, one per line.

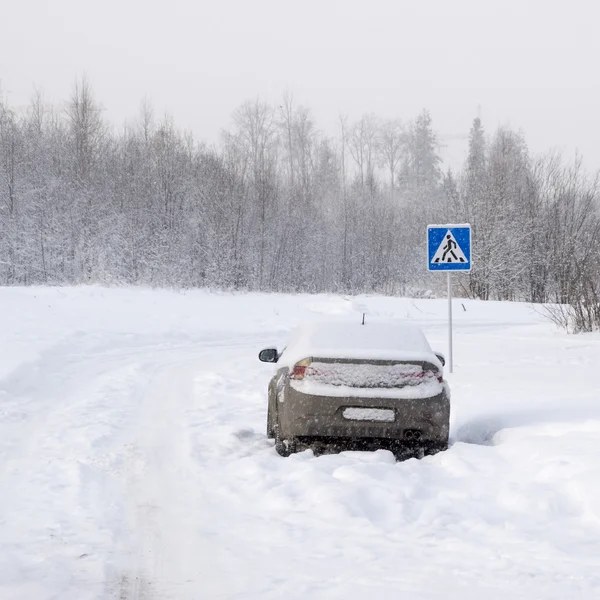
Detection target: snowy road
<box><xmin>1</xmin><ymin>288</ymin><xmax>600</xmax><ymax>599</ymax></box>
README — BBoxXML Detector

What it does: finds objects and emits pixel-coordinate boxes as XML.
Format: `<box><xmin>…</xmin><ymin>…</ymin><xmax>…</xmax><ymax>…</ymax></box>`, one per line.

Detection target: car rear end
<box><xmin>280</xmin><ymin>356</ymin><xmax>450</xmax><ymax>455</ymax></box>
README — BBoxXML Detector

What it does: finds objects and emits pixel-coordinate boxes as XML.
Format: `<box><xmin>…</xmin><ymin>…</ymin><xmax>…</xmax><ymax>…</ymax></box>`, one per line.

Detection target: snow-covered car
<box><xmin>259</xmin><ymin>321</ymin><xmax>450</xmax><ymax>458</ymax></box>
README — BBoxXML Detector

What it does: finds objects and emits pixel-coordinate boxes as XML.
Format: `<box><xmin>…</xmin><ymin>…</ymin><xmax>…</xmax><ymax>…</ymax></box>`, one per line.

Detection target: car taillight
<box><xmin>291</xmin><ymin>358</ymin><xmax>312</xmax><ymax>380</ymax></box>
<box><xmin>292</xmin><ymin>365</ymin><xmax>306</xmax><ymax>379</ymax></box>
<box><xmin>426</xmin><ymin>368</ymin><xmax>443</xmax><ymax>383</ymax></box>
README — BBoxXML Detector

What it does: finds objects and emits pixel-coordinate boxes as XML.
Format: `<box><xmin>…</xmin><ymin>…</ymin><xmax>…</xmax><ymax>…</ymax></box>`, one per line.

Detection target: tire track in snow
<box><xmin>111</xmin><ymin>359</ymin><xmax>198</xmax><ymax>600</ymax></box>
<box><xmin>104</xmin><ymin>336</ymin><xmax>270</xmax><ymax>600</ymax></box>
<box><xmin>0</xmin><ymin>331</ymin><xmax>267</xmax><ymax>600</ymax></box>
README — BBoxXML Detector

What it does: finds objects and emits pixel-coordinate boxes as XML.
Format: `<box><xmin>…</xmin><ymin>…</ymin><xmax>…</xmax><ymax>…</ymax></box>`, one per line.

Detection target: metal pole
<box><xmin>447</xmin><ymin>271</ymin><xmax>453</xmax><ymax>373</ymax></box>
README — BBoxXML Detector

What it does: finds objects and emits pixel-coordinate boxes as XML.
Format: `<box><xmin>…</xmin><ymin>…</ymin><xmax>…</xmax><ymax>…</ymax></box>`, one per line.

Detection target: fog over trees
<box><xmin>1</xmin><ymin>80</ymin><xmax>599</xmax><ymax>328</ymax></box>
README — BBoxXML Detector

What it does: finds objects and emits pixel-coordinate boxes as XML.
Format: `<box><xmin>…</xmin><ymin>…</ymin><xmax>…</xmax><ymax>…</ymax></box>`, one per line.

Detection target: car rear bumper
<box><xmin>279</xmin><ymin>386</ymin><xmax>450</xmax><ymax>444</ymax></box>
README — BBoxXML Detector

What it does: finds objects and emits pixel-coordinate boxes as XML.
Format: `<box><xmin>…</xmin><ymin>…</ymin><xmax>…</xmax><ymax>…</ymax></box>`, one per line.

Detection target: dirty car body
<box><xmin>259</xmin><ymin>321</ymin><xmax>450</xmax><ymax>458</ymax></box>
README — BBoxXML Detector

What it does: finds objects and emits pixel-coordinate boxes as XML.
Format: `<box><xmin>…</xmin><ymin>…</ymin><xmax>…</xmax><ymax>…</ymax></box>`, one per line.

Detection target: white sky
<box><xmin>2</xmin><ymin>0</ymin><xmax>599</xmax><ymax>171</ymax></box>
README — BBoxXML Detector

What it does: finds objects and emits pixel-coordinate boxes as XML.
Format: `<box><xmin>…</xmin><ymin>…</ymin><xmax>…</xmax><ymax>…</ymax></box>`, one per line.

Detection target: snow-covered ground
<box><xmin>1</xmin><ymin>287</ymin><xmax>600</xmax><ymax>600</ymax></box>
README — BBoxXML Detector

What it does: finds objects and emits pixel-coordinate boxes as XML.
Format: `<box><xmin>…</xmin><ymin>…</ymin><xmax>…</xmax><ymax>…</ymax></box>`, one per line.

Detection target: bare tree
<box><xmin>379</xmin><ymin>118</ymin><xmax>405</xmax><ymax>200</ymax></box>
<box><xmin>66</xmin><ymin>77</ymin><xmax>105</xmax><ymax>185</ymax></box>
<box><xmin>348</xmin><ymin>113</ymin><xmax>379</xmax><ymax>191</ymax></box>
<box><xmin>279</xmin><ymin>91</ymin><xmax>295</xmax><ymax>188</ymax></box>
<box><xmin>231</xmin><ymin>99</ymin><xmax>278</xmax><ymax>287</ymax></box>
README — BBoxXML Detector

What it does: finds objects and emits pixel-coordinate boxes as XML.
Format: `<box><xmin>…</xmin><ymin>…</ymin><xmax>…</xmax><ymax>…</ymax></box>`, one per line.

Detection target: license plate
<box><xmin>342</xmin><ymin>407</ymin><xmax>395</xmax><ymax>422</ymax></box>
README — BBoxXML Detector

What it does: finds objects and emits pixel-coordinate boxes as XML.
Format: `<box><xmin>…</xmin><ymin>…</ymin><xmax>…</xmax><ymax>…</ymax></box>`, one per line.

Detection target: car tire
<box><xmin>393</xmin><ymin>444</ymin><xmax>438</xmax><ymax>461</ymax></box>
<box><xmin>425</xmin><ymin>442</ymin><xmax>448</xmax><ymax>456</ymax></box>
<box><xmin>266</xmin><ymin>397</ymin><xmax>276</xmax><ymax>439</ymax></box>
<box><xmin>267</xmin><ymin>382</ymin><xmax>280</xmax><ymax>439</ymax></box>
<box><xmin>274</xmin><ymin>426</ymin><xmax>296</xmax><ymax>457</ymax></box>
<box><xmin>310</xmin><ymin>441</ymin><xmax>326</xmax><ymax>456</ymax></box>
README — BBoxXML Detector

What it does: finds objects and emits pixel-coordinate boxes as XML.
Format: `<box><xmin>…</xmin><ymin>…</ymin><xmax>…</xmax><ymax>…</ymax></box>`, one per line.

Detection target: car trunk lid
<box><xmin>292</xmin><ymin>357</ymin><xmax>442</xmax><ymax>388</ymax></box>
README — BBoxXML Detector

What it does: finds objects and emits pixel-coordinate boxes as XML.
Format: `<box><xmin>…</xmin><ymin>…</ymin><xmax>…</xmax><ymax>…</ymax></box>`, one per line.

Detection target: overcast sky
<box><xmin>2</xmin><ymin>0</ymin><xmax>599</xmax><ymax>171</ymax></box>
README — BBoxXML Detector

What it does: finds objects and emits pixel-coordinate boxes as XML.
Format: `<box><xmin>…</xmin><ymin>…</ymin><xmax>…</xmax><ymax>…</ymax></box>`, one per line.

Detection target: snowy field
<box><xmin>1</xmin><ymin>287</ymin><xmax>600</xmax><ymax>600</ymax></box>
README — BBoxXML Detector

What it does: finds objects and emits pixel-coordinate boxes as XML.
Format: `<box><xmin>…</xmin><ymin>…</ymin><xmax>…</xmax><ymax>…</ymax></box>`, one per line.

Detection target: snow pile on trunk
<box><xmin>304</xmin><ymin>362</ymin><xmax>439</xmax><ymax>388</ymax></box>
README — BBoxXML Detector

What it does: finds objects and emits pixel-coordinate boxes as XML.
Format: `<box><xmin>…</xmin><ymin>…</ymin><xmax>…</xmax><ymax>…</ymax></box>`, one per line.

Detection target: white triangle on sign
<box><xmin>431</xmin><ymin>230</ymin><xmax>468</xmax><ymax>264</ymax></box>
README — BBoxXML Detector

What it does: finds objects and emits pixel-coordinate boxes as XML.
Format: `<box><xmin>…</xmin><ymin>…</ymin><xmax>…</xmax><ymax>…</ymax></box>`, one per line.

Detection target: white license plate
<box><xmin>342</xmin><ymin>408</ymin><xmax>395</xmax><ymax>422</ymax></box>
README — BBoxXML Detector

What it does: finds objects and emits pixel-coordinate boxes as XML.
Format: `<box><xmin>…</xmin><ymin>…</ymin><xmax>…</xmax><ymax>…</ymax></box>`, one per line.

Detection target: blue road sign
<box><xmin>427</xmin><ymin>224</ymin><xmax>472</xmax><ymax>271</ymax></box>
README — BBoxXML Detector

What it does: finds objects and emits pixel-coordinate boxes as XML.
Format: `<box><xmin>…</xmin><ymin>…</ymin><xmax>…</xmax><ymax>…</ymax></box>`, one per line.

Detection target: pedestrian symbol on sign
<box><xmin>431</xmin><ymin>231</ymin><xmax>468</xmax><ymax>264</ymax></box>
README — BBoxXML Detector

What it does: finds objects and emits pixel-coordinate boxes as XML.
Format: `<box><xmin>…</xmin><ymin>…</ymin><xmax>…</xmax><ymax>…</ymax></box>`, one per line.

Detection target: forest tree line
<box><xmin>1</xmin><ymin>80</ymin><xmax>599</xmax><ymax>329</ymax></box>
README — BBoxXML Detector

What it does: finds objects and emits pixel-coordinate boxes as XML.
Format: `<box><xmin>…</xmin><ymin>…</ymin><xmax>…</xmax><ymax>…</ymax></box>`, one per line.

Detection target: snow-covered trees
<box><xmin>1</xmin><ymin>81</ymin><xmax>599</xmax><ymax>330</ymax></box>
<box><xmin>454</xmin><ymin>119</ymin><xmax>600</xmax><ymax>330</ymax></box>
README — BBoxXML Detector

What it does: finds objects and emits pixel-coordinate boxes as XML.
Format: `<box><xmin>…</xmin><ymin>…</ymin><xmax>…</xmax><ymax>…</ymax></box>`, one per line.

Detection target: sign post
<box><xmin>427</xmin><ymin>224</ymin><xmax>472</xmax><ymax>374</ymax></box>
<box><xmin>447</xmin><ymin>271</ymin><xmax>453</xmax><ymax>372</ymax></box>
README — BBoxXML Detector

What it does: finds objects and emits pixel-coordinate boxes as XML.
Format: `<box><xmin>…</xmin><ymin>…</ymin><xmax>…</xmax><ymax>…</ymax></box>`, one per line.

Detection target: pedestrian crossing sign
<box><xmin>427</xmin><ymin>224</ymin><xmax>472</xmax><ymax>271</ymax></box>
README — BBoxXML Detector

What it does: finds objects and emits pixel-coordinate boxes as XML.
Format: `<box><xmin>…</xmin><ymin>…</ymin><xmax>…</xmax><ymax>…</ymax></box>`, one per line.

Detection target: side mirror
<box><xmin>435</xmin><ymin>352</ymin><xmax>446</xmax><ymax>367</ymax></box>
<box><xmin>259</xmin><ymin>348</ymin><xmax>279</xmax><ymax>363</ymax></box>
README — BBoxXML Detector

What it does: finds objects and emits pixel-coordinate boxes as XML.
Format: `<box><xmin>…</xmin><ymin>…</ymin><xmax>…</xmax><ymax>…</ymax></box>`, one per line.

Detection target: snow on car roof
<box><xmin>280</xmin><ymin>320</ymin><xmax>440</xmax><ymax>367</ymax></box>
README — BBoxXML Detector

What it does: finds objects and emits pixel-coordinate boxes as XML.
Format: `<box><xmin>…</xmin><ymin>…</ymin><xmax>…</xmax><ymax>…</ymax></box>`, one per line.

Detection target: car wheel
<box><xmin>425</xmin><ymin>442</ymin><xmax>448</xmax><ymax>456</ymax></box>
<box><xmin>310</xmin><ymin>441</ymin><xmax>327</xmax><ymax>456</ymax></box>
<box><xmin>393</xmin><ymin>446</ymin><xmax>427</xmax><ymax>461</ymax></box>
<box><xmin>274</xmin><ymin>426</ymin><xmax>296</xmax><ymax>457</ymax></box>
<box><xmin>266</xmin><ymin>396</ymin><xmax>276</xmax><ymax>439</ymax></box>
<box><xmin>267</xmin><ymin>382</ymin><xmax>280</xmax><ymax>439</ymax></box>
